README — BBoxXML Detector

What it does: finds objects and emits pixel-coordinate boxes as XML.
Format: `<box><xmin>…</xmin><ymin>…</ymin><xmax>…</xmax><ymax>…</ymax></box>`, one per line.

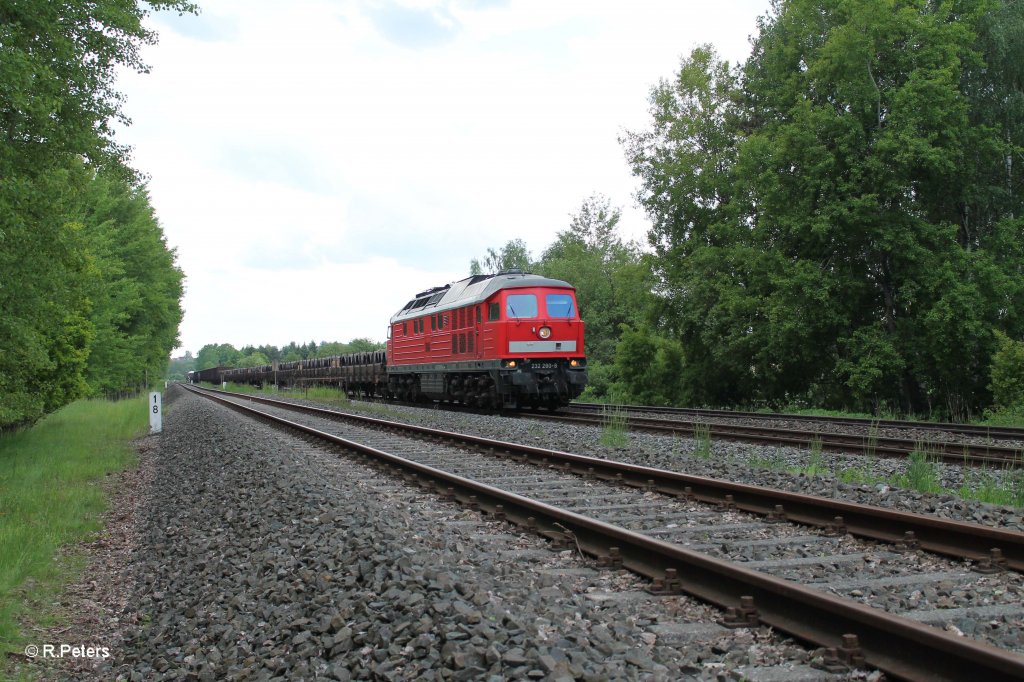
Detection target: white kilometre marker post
<box><xmin>149</xmin><ymin>391</ymin><xmax>162</xmax><ymax>433</ymax></box>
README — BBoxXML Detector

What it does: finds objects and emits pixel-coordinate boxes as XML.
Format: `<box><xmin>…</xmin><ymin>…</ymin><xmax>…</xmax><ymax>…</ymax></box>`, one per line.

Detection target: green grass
<box><xmin>863</xmin><ymin>420</ymin><xmax>880</xmax><ymax>458</ymax></box>
<box><xmin>294</xmin><ymin>385</ymin><xmax>351</xmax><ymax>407</ymax></box>
<box><xmin>0</xmin><ymin>397</ymin><xmax>146</xmax><ymax>675</ymax></box>
<box><xmin>692</xmin><ymin>422</ymin><xmax>712</xmax><ymax>460</ymax></box>
<box><xmin>958</xmin><ymin>465</ymin><xmax>1024</xmax><ymax>507</ymax></box>
<box><xmin>749</xmin><ymin>449</ymin><xmax>786</xmax><ymax>471</ymax></box>
<box><xmin>979</xmin><ymin>405</ymin><xmax>1024</xmax><ymax>427</ymax></box>
<box><xmin>893</xmin><ymin>442</ymin><xmax>944</xmax><ymax>494</ymax></box>
<box><xmin>600</xmin><ymin>405</ymin><xmax>629</xmax><ymax>448</ymax></box>
<box><xmin>836</xmin><ymin>462</ymin><xmax>877</xmax><ymax>485</ymax></box>
<box><xmin>789</xmin><ymin>435</ymin><xmax>829</xmax><ymax>477</ymax></box>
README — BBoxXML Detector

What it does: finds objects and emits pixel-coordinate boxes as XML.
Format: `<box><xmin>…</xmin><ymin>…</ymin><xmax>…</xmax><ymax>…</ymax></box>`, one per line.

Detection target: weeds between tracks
<box><xmin>600</xmin><ymin>405</ymin><xmax>629</xmax><ymax>448</ymax></box>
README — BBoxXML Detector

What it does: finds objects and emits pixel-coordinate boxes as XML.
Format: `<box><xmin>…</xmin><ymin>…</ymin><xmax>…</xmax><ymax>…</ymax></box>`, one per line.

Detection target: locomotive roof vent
<box><xmin>414</xmin><ymin>284</ymin><xmax>451</xmax><ymax>298</ymax></box>
<box><xmin>498</xmin><ymin>268</ymin><xmax>528</xmax><ymax>276</ymax></box>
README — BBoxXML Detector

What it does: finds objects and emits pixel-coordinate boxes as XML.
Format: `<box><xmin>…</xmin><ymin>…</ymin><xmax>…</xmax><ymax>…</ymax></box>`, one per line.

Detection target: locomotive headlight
<box><xmin>504</xmin><ymin>360</ymin><xmax>517</xmax><ymax>368</ymax></box>
<box><xmin>538</xmin><ymin>326</ymin><xmax>552</xmax><ymax>339</ymax></box>
<box><xmin>570</xmin><ymin>359</ymin><xmax>579</xmax><ymax>367</ymax></box>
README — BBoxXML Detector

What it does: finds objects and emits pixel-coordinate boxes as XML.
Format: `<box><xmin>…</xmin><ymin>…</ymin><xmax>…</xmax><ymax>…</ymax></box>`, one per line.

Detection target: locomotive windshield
<box><xmin>545</xmin><ymin>293</ymin><xmax>576</xmax><ymax>318</ymax></box>
<box><xmin>506</xmin><ymin>293</ymin><xmax>538</xmax><ymax>319</ymax></box>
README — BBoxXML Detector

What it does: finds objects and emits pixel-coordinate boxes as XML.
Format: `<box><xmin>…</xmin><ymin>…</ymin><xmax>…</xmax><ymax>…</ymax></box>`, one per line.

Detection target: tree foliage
<box><xmin>470</xmin><ymin>196</ymin><xmax>659</xmax><ymax>400</ymax></box>
<box><xmin>624</xmin><ymin>0</ymin><xmax>1024</xmax><ymax>418</ymax></box>
<box><xmin>0</xmin><ymin>1</ymin><xmax>195</xmax><ymax>429</ymax></box>
<box><xmin>195</xmin><ymin>344</ymin><xmax>243</xmax><ymax>370</ymax></box>
<box><xmin>989</xmin><ymin>331</ymin><xmax>1024</xmax><ymax>409</ymax></box>
<box><xmin>79</xmin><ymin>168</ymin><xmax>184</xmax><ymax>395</ymax></box>
<box><xmin>537</xmin><ymin>195</ymin><xmax>656</xmax><ymax>369</ymax></box>
<box><xmin>194</xmin><ymin>339</ymin><xmax>386</xmax><ymax>371</ymax></box>
<box><xmin>0</xmin><ymin>0</ymin><xmax>197</xmax><ymax>174</ymax></box>
<box><xmin>469</xmin><ymin>239</ymin><xmax>532</xmax><ymax>274</ymax></box>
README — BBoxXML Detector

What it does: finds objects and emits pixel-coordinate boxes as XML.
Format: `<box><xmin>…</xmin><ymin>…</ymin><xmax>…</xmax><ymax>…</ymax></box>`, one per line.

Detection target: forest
<box><xmin>479</xmin><ymin>0</ymin><xmax>1024</xmax><ymax>422</ymax></box>
<box><xmin>0</xmin><ymin>2</ymin><xmax>195</xmax><ymax>430</ymax></box>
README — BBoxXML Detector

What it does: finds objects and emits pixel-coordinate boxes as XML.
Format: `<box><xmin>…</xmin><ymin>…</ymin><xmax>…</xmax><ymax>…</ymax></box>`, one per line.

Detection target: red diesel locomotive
<box><xmin>386</xmin><ymin>270</ymin><xmax>588</xmax><ymax>409</ymax></box>
<box><xmin>189</xmin><ymin>270</ymin><xmax>588</xmax><ymax>409</ymax></box>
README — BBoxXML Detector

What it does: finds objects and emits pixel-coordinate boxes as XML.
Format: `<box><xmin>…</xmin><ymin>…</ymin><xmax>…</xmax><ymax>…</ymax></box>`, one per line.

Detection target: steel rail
<box><xmin>188</xmin><ymin>385</ymin><xmax>1024</xmax><ymax>572</ymax></box>
<box><xmin>570</xmin><ymin>401</ymin><xmax>1024</xmax><ymax>441</ymax></box>
<box><xmin>529</xmin><ymin>410</ymin><xmax>1022</xmax><ymax>466</ymax></box>
<box><xmin>184</xmin><ymin>385</ymin><xmax>1024</xmax><ymax>682</ymax></box>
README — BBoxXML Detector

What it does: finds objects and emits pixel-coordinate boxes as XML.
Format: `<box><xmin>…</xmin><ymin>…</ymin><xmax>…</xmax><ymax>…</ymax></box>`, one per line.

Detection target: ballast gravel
<box><xmin>93</xmin><ymin>388</ymin><xmax>868</xmax><ymax>681</ymax></box>
<box><xmin>293</xmin><ymin>397</ymin><xmax>1022</xmax><ymax>533</ymax></box>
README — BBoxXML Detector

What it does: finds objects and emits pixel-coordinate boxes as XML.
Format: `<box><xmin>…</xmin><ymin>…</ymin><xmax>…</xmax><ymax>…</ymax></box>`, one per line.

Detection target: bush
<box><xmin>989</xmin><ymin>331</ymin><xmax>1024</xmax><ymax>409</ymax></box>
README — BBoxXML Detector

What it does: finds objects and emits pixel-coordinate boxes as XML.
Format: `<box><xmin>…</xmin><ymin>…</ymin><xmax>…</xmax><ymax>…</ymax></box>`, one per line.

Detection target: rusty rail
<box><xmin>184</xmin><ymin>384</ymin><xmax>1024</xmax><ymax>682</ymax></box>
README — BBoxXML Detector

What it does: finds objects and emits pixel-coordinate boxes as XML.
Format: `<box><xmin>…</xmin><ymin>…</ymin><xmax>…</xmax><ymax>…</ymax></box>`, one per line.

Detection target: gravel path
<box><xmin>66</xmin><ymin>388</ymin><xmax>874</xmax><ymax>681</ymax></box>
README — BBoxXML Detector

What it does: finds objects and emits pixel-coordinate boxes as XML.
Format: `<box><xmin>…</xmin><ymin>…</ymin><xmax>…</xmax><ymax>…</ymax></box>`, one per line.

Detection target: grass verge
<box><xmin>0</xmin><ymin>397</ymin><xmax>146</xmax><ymax>676</ymax></box>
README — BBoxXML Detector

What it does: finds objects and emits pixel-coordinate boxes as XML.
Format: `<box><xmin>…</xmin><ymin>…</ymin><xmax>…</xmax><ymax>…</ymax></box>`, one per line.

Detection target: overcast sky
<box><xmin>115</xmin><ymin>0</ymin><xmax>770</xmax><ymax>356</ymax></box>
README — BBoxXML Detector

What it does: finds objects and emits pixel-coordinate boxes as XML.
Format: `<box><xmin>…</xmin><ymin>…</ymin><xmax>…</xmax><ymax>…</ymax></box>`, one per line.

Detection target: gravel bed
<box><xmin>212</xmin><ymin>395</ymin><xmax>1024</xmax><ymax>654</ymax></box>
<box><xmin>92</xmin><ymin>390</ymin><xmax>872</xmax><ymax>681</ymax></box>
<box><xmin>258</xmin><ymin>392</ymin><xmax>1024</xmax><ymax>532</ymax></box>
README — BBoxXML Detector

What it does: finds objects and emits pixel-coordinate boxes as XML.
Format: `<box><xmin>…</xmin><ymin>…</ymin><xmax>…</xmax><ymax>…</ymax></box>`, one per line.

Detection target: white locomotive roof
<box><xmin>390</xmin><ymin>271</ymin><xmax>574</xmax><ymax>322</ymax></box>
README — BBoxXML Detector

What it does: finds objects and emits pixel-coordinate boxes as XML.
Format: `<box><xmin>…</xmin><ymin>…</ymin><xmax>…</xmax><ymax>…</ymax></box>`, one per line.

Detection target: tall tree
<box><xmin>0</xmin><ymin>0</ymin><xmax>196</xmax><ymax>429</ymax></box>
<box><xmin>78</xmin><ymin>167</ymin><xmax>184</xmax><ymax>396</ymax></box>
<box><xmin>538</xmin><ymin>195</ymin><xmax>655</xmax><ymax>369</ymax></box>
<box><xmin>625</xmin><ymin>1</ymin><xmax>1024</xmax><ymax>418</ymax></box>
<box><xmin>469</xmin><ymin>239</ymin><xmax>533</xmax><ymax>274</ymax></box>
<box><xmin>622</xmin><ymin>46</ymin><xmax>754</xmax><ymax>405</ymax></box>
<box><xmin>0</xmin><ymin>0</ymin><xmax>197</xmax><ymax>174</ymax></box>
<box><xmin>195</xmin><ymin>343</ymin><xmax>242</xmax><ymax>371</ymax></box>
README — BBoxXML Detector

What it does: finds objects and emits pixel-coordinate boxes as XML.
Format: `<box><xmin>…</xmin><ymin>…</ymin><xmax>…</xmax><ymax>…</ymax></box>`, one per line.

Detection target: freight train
<box><xmin>188</xmin><ymin>270</ymin><xmax>588</xmax><ymax>409</ymax></box>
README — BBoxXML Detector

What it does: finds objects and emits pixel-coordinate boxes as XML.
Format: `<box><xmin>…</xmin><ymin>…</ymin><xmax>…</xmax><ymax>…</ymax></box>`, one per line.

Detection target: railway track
<box><xmin>184</xmin><ymin>385</ymin><xmax>1024</xmax><ymax>681</ymax></box>
<box><xmin>570</xmin><ymin>402</ymin><xmax>1024</xmax><ymax>442</ymax></box>
<box><xmin>534</xmin><ymin>406</ymin><xmax>1024</xmax><ymax>466</ymax></box>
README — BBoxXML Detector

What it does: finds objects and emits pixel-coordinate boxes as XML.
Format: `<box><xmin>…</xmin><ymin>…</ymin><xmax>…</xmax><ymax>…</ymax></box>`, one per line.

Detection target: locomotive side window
<box><xmin>488</xmin><ymin>303</ymin><xmax>499</xmax><ymax>321</ymax></box>
<box><xmin>476</xmin><ymin>306</ymin><xmax>481</xmax><ymax>324</ymax></box>
<box><xmin>545</xmin><ymin>293</ymin><xmax>576</xmax><ymax>318</ymax></box>
<box><xmin>506</xmin><ymin>294</ymin><xmax>537</xmax><ymax>319</ymax></box>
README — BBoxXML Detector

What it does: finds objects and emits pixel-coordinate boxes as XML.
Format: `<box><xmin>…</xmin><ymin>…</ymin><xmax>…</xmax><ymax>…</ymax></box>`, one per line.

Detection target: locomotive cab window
<box><xmin>545</xmin><ymin>293</ymin><xmax>576</xmax><ymax>318</ymax></box>
<box><xmin>506</xmin><ymin>294</ymin><xmax>537</xmax><ymax>319</ymax></box>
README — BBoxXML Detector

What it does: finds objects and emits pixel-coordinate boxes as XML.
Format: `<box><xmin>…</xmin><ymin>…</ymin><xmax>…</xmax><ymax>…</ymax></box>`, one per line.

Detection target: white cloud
<box><xmin>117</xmin><ymin>0</ymin><xmax>771</xmax><ymax>354</ymax></box>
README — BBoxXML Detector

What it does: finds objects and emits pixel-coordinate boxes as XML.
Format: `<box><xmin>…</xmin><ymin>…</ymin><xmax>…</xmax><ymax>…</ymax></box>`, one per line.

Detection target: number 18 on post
<box><xmin>149</xmin><ymin>392</ymin><xmax>162</xmax><ymax>433</ymax></box>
